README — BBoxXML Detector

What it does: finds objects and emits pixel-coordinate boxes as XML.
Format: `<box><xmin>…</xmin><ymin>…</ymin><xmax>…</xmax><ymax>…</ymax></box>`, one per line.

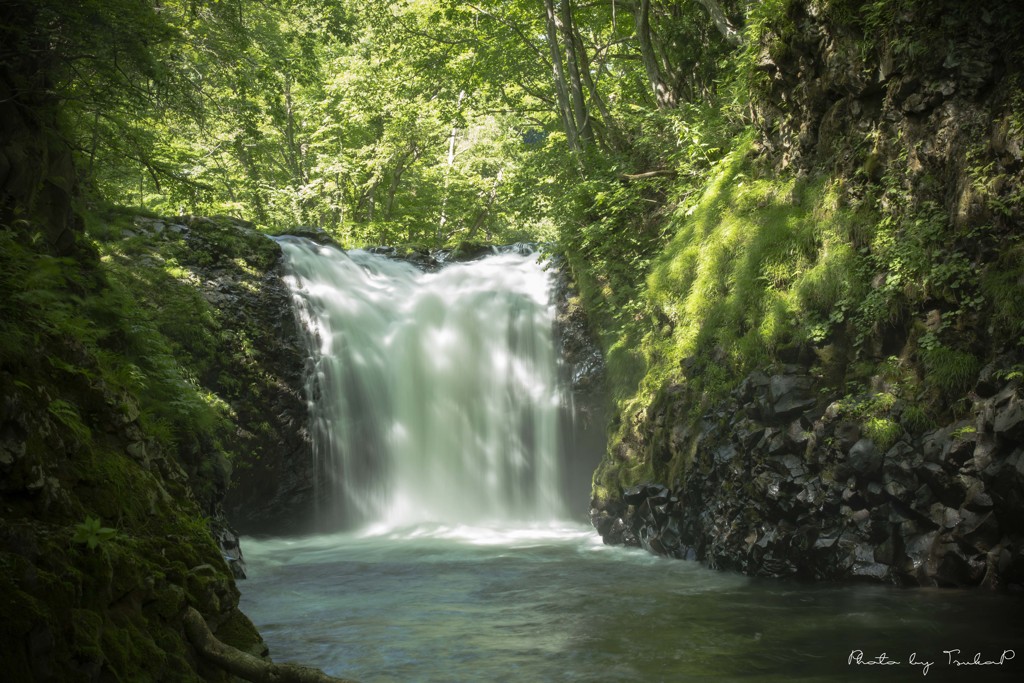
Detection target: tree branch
<box><xmin>694</xmin><ymin>0</ymin><xmax>742</xmax><ymax>46</ymax></box>
<box><xmin>619</xmin><ymin>169</ymin><xmax>677</xmax><ymax>180</ymax></box>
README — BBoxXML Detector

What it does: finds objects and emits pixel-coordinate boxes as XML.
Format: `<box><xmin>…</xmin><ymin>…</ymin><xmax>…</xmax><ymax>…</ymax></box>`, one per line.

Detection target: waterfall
<box><xmin>277</xmin><ymin>237</ymin><xmax>566</xmax><ymax>528</ymax></box>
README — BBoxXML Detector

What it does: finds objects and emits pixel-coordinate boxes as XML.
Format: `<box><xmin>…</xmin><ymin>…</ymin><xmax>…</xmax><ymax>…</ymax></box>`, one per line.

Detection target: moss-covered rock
<box><xmin>586</xmin><ymin>0</ymin><xmax>1024</xmax><ymax>587</ymax></box>
<box><xmin>96</xmin><ymin>214</ymin><xmax>315</xmax><ymax>533</ymax></box>
<box><xmin>0</xmin><ymin>216</ymin><xmax>269</xmax><ymax>678</ymax></box>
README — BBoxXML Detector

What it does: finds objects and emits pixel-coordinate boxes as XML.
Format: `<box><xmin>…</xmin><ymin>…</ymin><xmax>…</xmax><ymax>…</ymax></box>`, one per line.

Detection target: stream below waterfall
<box><xmin>240</xmin><ymin>523</ymin><xmax>1023</xmax><ymax>682</ymax></box>
<box><xmin>240</xmin><ymin>239</ymin><xmax>1023</xmax><ymax>682</ymax></box>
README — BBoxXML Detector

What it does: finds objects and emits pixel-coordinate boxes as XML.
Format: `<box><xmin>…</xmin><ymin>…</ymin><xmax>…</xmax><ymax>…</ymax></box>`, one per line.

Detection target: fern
<box><xmin>47</xmin><ymin>398</ymin><xmax>92</xmax><ymax>445</ymax></box>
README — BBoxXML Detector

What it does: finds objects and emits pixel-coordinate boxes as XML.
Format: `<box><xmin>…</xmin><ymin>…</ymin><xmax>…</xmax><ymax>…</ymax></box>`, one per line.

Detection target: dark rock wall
<box><xmin>0</xmin><ymin>360</ymin><xmax>268</xmax><ymax>679</ymax></box>
<box><xmin>551</xmin><ymin>256</ymin><xmax>609</xmax><ymax>519</ymax></box>
<box><xmin>591</xmin><ymin>1</ymin><xmax>1024</xmax><ymax>588</ymax></box>
<box><xmin>124</xmin><ymin>216</ymin><xmax>318</xmax><ymax>534</ymax></box>
<box><xmin>0</xmin><ymin>216</ymin><xmax>267</xmax><ymax>676</ymax></box>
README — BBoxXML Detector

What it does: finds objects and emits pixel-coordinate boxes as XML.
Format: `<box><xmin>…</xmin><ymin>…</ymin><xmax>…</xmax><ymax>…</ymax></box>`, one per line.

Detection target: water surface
<box><xmin>240</xmin><ymin>523</ymin><xmax>1023</xmax><ymax>682</ymax></box>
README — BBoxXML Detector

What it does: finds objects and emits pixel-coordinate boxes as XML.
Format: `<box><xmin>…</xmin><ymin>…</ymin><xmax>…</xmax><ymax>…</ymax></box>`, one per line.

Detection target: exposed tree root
<box><xmin>183</xmin><ymin>607</ymin><xmax>359</xmax><ymax>683</ymax></box>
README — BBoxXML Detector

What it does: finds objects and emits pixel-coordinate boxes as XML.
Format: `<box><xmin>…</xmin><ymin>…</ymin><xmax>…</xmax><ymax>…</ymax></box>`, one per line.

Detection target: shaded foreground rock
<box><xmin>127</xmin><ymin>215</ymin><xmax>316</xmax><ymax>533</ymax></box>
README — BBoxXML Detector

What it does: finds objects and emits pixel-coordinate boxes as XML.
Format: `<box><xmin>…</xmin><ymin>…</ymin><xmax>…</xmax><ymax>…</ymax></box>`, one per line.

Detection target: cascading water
<box><xmin>277</xmin><ymin>236</ymin><xmax>565</xmax><ymax>529</ymax></box>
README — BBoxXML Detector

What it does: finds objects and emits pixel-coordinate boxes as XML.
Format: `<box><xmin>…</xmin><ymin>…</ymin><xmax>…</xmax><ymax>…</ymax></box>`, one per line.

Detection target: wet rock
<box><xmin>645</xmin><ymin>484</ymin><xmax>670</xmax><ymax>505</ymax></box>
<box><xmin>287</xmin><ymin>225</ymin><xmax>339</xmax><ymax>246</ymax></box>
<box><xmin>591</xmin><ymin>366</ymin><xmax>1024</xmax><ymax>588</ymax></box>
<box><xmin>848</xmin><ymin>438</ymin><xmax>882</xmax><ymax>477</ymax></box>
<box><xmin>834</xmin><ymin>421</ymin><xmax>861</xmax><ymax>452</ymax></box>
<box><xmin>935</xmin><ymin>545</ymin><xmax>985</xmax><ymax>587</ymax></box>
<box><xmin>736</xmin><ymin>371</ymin><xmax>771</xmax><ymax>402</ymax></box>
<box><xmin>714</xmin><ymin>443</ymin><xmax>738</xmax><ymax>464</ymax></box>
<box><xmin>993</xmin><ymin>394</ymin><xmax>1024</xmax><ymax>442</ymax></box>
<box><xmin>622</xmin><ymin>484</ymin><xmax>648</xmax><ymax>506</ymax></box>
<box><xmin>764</xmin><ymin>374</ymin><xmax>816</xmax><ymax>422</ymax></box>
<box><xmin>786</xmin><ymin>419</ymin><xmax>811</xmax><ymax>450</ymax></box>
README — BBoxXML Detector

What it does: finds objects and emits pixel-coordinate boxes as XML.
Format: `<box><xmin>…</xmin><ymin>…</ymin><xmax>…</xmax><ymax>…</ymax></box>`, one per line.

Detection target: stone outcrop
<box><xmin>126</xmin><ymin>216</ymin><xmax>317</xmax><ymax>534</ymax></box>
<box><xmin>591</xmin><ymin>361</ymin><xmax>1024</xmax><ymax>588</ymax></box>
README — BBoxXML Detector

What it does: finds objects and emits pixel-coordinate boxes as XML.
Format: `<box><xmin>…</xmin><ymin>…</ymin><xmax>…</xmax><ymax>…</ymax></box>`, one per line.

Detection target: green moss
<box><xmin>863</xmin><ymin>416</ymin><xmax>901</xmax><ymax>451</ymax></box>
<box><xmin>214</xmin><ymin>609</ymin><xmax>267</xmax><ymax>657</ymax></box>
<box><xmin>70</xmin><ymin>609</ymin><xmax>105</xmax><ymax>669</ymax></box>
<box><xmin>921</xmin><ymin>345</ymin><xmax>981</xmax><ymax>396</ymax></box>
<box><xmin>980</xmin><ymin>243</ymin><xmax>1024</xmax><ymax>344</ymax></box>
<box><xmin>640</xmin><ymin>138</ymin><xmax>876</xmax><ymax>406</ymax></box>
<box><xmin>100</xmin><ymin>611</ymin><xmax>172</xmax><ymax>680</ymax></box>
<box><xmin>900</xmin><ymin>403</ymin><xmax>934</xmax><ymax>433</ymax></box>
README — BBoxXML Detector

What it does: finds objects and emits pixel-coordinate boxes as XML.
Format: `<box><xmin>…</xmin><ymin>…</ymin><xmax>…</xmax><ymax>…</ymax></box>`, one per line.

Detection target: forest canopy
<box><xmin>3</xmin><ymin>0</ymin><xmax>744</xmax><ymax>247</ymax></box>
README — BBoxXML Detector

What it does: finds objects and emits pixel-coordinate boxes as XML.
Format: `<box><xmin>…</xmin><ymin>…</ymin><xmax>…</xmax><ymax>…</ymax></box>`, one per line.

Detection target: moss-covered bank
<box><xmin>0</xmin><ymin>219</ymin><xmax>268</xmax><ymax>677</ymax></box>
<box><xmin>577</xmin><ymin>0</ymin><xmax>1024</xmax><ymax>587</ymax></box>
<box><xmin>93</xmin><ymin>212</ymin><xmax>317</xmax><ymax>533</ymax></box>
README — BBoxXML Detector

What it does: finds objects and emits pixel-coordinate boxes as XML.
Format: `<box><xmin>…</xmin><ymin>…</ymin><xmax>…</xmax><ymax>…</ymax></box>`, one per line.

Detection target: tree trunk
<box><xmin>543</xmin><ymin>0</ymin><xmax>578</xmax><ymax>151</ymax></box>
<box><xmin>465</xmin><ymin>167</ymin><xmax>504</xmax><ymax>241</ymax></box>
<box><xmin>439</xmin><ymin>90</ymin><xmax>466</xmax><ymax>244</ymax></box>
<box><xmin>183</xmin><ymin>607</ymin><xmax>357</xmax><ymax>683</ymax></box>
<box><xmin>557</xmin><ymin>0</ymin><xmax>592</xmax><ymax>147</ymax></box>
<box><xmin>634</xmin><ymin>0</ymin><xmax>676</xmax><ymax>109</ymax></box>
<box><xmin>384</xmin><ymin>143</ymin><xmax>417</xmax><ymax>220</ymax></box>
<box><xmin>0</xmin><ymin>21</ymin><xmax>80</xmax><ymax>257</ymax></box>
<box><xmin>573</xmin><ymin>29</ymin><xmax>621</xmax><ymax>152</ymax></box>
<box><xmin>283</xmin><ymin>71</ymin><xmax>307</xmax><ymax>184</ymax></box>
<box><xmin>694</xmin><ymin>0</ymin><xmax>742</xmax><ymax>46</ymax></box>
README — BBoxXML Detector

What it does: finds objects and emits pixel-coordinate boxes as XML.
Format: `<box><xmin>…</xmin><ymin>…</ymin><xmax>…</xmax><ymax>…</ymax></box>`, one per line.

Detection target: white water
<box><xmin>277</xmin><ymin>238</ymin><xmax>565</xmax><ymax>529</ymax></box>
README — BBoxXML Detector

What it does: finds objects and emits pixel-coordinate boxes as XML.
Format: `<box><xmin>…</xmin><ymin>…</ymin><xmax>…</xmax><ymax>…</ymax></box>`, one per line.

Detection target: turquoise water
<box><xmin>239</xmin><ymin>523</ymin><xmax>1024</xmax><ymax>682</ymax></box>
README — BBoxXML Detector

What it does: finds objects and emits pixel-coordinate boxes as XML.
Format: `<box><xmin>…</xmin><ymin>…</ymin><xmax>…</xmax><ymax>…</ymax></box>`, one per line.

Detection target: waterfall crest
<box><xmin>277</xmin><ymin>237</ymin><xmax>565</xmax><ymax>528</ymax></box>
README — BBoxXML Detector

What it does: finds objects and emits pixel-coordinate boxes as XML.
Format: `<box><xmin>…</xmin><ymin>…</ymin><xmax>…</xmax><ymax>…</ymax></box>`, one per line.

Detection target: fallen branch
<box><xmin>183</xmin><ymin>607</ymin><xmax>359</xmax><ymax>683</ymax></box>
<box><xmin>619</xmin><ymin>169</ymin><xmax>677</xmax><ymax>180</ymax></box>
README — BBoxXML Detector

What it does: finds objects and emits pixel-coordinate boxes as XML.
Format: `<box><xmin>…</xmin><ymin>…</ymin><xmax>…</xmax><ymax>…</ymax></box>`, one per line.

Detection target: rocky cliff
<box><xmin>589</xmin><ymin>0</ymin><xmax>1024</xmax><ymax>588</ymax></box>
<box><xmin>110</xmin><ymin>215</ymin><xmax>320</xmax><ymax>534</ymax></box>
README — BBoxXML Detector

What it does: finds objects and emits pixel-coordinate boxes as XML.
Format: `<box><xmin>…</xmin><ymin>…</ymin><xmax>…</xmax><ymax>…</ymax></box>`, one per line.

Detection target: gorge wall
<box><xmin>588</xmin><ymin>0</ymin><xmax>1024</xmax><ymax>588</ymax></box>
<box><xmin>1</xmin><ymin>152</ymin><xmax>270</xmax><ymax>680</ymax></box>
<box><xmin>114</xmin><ymin>215</ymin><xmax>321</xmax><ymax>534</ymax></box>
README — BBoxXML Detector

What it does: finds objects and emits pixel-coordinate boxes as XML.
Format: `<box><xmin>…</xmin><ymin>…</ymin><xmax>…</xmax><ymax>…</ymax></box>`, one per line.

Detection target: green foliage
<box><xmin>863</xmin><ymin>417</ymin><xmax>902</xmax><ymax>451</ymax></box>
<box><xmin>921</xmin><ymin>345</ymin><xmax>981</xmax><ymax>396</ymax></box>
<box><xmin>900</xmin><ymin>403</ymin><xmax>934</xmax><ymax>433</ymax></box>
<box><xmin>72</xmin><ymin>516</ymin><xmax>117</xmax><ymax>551</ymax></box>
<box><xmin>980</xmin><ymin>242</ymin><xmax>1024</xmax><ymax>342</ymax></box>
<box><xmin>47</xmin><ymin>399</ymin><xmax>92</xmax><ymax>446</ymax></box>
<box><xmin>637</xmin><ymin>139</ymin><xmax>878</xmax><ymax>407</ymax></box>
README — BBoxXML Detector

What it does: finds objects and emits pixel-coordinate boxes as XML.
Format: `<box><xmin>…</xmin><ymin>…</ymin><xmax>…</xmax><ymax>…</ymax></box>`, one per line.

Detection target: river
<box><xmin>240</xmin><ymin>522</ymin><xmax>1022</xmax><ymax>682</ymax></box>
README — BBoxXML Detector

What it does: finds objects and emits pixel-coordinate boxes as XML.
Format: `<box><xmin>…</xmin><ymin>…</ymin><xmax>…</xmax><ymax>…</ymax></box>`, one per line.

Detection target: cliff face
<box><xmin>107</xmin><ymin>216</ymin><xmax>320</xmax><ymax>534</ymax></box>
<box><xmin>0</xmin><ymin>349</ymin><xmax>268</xmax><ymax>679</ymax></box>
<box><xmin>0</xmin><ymin>27</ymin><xmax>273</xmax><ymax>671</ymax></box>
<box><xmin>0</xmin><ymin>220</ymin><xmax>269</xmax><ymax>677</ymax></box>
<box><xmin>590</xmin><ymin>0</ymin><xmax>1024</xmax><ymax>588</ymax></box>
